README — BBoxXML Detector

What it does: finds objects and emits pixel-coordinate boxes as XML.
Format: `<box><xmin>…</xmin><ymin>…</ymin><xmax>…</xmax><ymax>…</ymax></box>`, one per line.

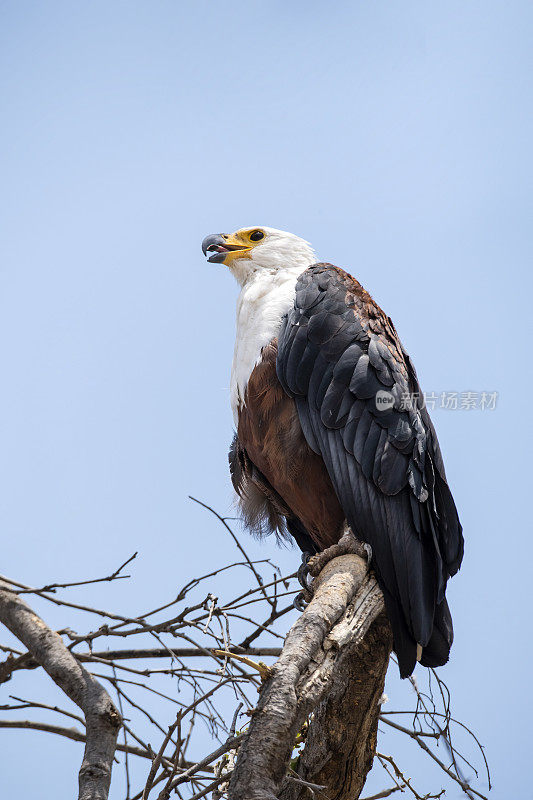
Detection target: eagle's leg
<box><xmin>293</xmin><ymin>531</ymin><xmax>371</xmax><ymax>611</ymax></box>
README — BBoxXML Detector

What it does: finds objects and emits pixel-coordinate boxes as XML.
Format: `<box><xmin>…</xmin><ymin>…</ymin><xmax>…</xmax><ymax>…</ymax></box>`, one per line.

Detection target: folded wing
<box><xmin>277</xmin><ymin>264</ymin><xmax>464</xmax><ymax>676</ymax></box>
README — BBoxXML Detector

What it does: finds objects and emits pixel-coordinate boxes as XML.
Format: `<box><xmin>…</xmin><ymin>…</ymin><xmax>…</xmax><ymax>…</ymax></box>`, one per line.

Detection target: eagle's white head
<box><xmin>202</xmin><ymin>226</ymin><xmax>316</xmax><ymax>286</ymax></box>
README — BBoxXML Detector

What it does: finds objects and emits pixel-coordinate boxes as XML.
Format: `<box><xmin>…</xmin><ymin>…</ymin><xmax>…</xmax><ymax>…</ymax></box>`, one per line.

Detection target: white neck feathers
<box><xmin>230</xmin><ymin>266</ymin><xmax>307</xmax><ymax>424</ymax></box>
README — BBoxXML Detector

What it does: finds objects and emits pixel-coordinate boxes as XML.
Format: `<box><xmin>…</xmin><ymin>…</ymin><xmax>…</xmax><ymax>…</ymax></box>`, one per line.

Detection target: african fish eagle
<box><xmin>202</xmin><ymin>226</ymin><xmax>464</xmax><ymax>678</ymax></box>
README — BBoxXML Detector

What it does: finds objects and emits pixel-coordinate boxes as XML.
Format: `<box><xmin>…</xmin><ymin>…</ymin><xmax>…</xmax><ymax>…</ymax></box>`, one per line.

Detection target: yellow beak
<box><xmin>201</xmin><ymin>232</ymin><xmax>251</xmax><ymax>265</ymax></box>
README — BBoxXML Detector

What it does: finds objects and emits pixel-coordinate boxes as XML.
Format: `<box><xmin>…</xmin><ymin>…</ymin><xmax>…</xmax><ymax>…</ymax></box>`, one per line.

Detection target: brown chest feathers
<box><xmin>230</xmin><ymin>340</ymin><xmax>345</xmax><ymax>551</ymax></box>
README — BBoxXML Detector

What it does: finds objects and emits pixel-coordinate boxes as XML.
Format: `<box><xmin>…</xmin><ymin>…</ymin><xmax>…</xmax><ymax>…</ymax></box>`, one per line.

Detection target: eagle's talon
<box><xmin>293</xmin><ymin>590</ymin><xmax>312</xmax><ymax>612</ymax></box>
<box><xmin>297</xmin><ymin>551</ymin><xmax>313</xmax><ymax>591</ymax></box>
<box><xmin>363</xmin><ymin>543</ymin><xmax>373</xmax><ymax>563</ymax></box>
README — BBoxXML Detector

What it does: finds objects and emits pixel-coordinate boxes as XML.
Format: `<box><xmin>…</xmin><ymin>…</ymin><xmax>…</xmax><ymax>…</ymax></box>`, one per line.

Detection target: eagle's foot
<box><xmin>307</xmin><ymin>530</ymin><xmax>372</xmax><ymax>578</ymax></box>
<box><xmin>293</xmin><ymin>536</ymin><xmax>371</xmax><ymax>612</ymax></box>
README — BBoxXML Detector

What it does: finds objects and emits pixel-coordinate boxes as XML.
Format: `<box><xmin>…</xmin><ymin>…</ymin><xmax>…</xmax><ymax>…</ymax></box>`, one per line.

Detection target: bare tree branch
<box><xmin>9</xmin><ymin>552</ymin><xmax>138</xmax><ymax>595</ymax></box>
<box><xmin>0</xmin><ymin>719</ymin><xmax>148</xmax><ymax>759</ymax></box>
<box><xmin>83</xmin><ymin>646</ymin><xmax>283</xmax><ymax>662</ymax></box>
<box><xmin>0</xmin><ymin>580</ymin><xmax>121</xmax><ymax>800</ymax></box>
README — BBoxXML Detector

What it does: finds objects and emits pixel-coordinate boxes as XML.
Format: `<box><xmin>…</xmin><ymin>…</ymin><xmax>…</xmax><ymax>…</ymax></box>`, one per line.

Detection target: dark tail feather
<box><xmin>381</xmin><ymin>585</ymin><xmax>418</xmax><ymax>678</ymax></box>
<box><xmin>384</xmin><ymin>589</ymin><xmax>454</xmax><ymax>675</ymax></box>
<box><xmin>420</xmin><ymin>597</ymin><xmax>454</xmax><ymax>668</ymax></box>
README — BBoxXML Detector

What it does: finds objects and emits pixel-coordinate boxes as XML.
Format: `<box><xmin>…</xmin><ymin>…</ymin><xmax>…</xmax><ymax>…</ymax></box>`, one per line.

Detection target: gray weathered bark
<box><xmin>0</xmin><ymin>580</ymin><xmax>122</xmax><ymax>800</ymax></box>
<box><xmin>227</xmin><ymin>553</ymin><xmax>392</xmax><ymax>800</ymax></box>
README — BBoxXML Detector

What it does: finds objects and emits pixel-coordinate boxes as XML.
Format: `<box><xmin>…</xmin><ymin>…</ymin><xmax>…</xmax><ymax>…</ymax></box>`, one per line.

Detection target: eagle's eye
<box><xmin>249</xmin><ymin>230</ymin><xmax>264</xmax><ymax>242</ymax></box>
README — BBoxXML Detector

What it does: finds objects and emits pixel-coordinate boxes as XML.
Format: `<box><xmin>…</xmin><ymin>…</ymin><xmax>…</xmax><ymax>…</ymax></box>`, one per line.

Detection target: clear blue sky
<box><xmin>1</xmin><ymin>1</ymin><xmax>531</xmax><ymax>797</ymax></box>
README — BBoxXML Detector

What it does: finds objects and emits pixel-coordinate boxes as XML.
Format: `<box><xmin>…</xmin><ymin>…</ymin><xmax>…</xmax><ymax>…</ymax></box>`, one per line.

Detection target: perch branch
<box><xmin>227</xmin><ymin>553</ymin><xmax>391</xmax><ymax>800</ymax></box>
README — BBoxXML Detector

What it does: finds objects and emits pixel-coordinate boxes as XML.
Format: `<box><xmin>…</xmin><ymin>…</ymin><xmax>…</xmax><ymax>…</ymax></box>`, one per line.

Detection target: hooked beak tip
<box><xmin>202</xmin><ymin>233</ymin><xmax>227</xmax><ymax>256</ymax></box>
